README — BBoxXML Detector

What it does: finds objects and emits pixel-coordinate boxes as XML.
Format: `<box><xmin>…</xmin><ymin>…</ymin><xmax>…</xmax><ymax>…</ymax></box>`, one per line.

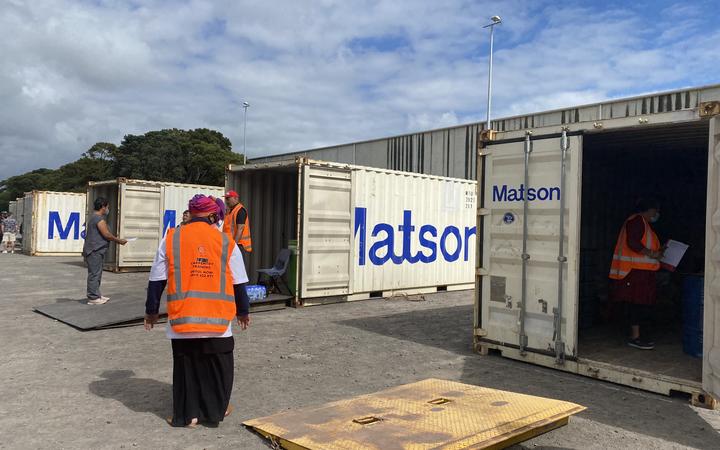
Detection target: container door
<box><xmin>299</xmin><ymin>164</ymin><xmax>353</xmax><ymax>298</ymax></box>
<box><xmin>117</xmin><ymin>183</ymin><xmax>162</xmax><ymax>267</ymax></box>
<box><xmin>479</xmin><ymin>131</ymin><xmax>582</xmax><ymax>360</ymax></box>
<box><xmin>704</xmin><ymin>115</ymin><xmax>720</xmax><ymax>399</ymax></box>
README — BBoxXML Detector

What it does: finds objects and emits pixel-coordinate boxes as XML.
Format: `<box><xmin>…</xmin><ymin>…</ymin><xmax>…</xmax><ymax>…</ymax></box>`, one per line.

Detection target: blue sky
<box><xmin>1</xmin><ymin>0</ymin><xmax>718</xmax><ymax>180</ymax></box>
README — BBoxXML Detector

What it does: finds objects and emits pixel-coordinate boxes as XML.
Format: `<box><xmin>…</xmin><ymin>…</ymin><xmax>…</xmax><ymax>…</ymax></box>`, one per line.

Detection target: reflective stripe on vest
<box><xmin>609</xmin><ymin>214</ymin><xmax>660</xmax><ymax>280</ymax></box>
<box><xmin>169</xmin><ymin>316</ymin><xmax>231</xmax><ymax>327</ymax></box>
<box><xmin>166</xmin><ymin>223</ymin><xmax>235</xmax><ymax>333</ymax></box>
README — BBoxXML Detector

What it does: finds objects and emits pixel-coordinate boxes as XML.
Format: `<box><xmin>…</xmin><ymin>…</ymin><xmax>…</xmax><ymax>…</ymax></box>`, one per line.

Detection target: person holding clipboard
<box><xmin>609</xmin><ymin>198</ymin><xmax>667</xmax><ymax>350</ymax></box>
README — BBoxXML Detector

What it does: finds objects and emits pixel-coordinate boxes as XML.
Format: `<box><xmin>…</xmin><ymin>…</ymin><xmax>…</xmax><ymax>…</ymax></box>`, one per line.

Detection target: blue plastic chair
<box><xmin>257</xmin><ymin>248</ymin><xmax>292</xmax><ymax>295</ymax></box>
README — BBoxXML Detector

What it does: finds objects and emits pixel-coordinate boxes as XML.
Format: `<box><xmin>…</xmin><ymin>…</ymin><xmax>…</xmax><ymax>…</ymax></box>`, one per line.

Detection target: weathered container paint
<box><xmin>21</xmin><ymin>191</ymin><xmax>87</xmax><ymax>256</ymax></box>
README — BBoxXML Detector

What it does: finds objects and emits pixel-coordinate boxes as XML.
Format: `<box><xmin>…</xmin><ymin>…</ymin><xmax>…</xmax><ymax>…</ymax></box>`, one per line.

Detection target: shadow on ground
<box><xmin>61</xmin><ymin>261</ymin><xmax>86</xmax><ymax>268</ymax></box>
<box><xmin>89</xmin><ymin>370</ymin><xmax>171</xmax><ymax>420</ymax></box>
<box><xmin>338</xmin><ymin>305</ymin><xmax>718</xmax><ymax>449</ymax></box>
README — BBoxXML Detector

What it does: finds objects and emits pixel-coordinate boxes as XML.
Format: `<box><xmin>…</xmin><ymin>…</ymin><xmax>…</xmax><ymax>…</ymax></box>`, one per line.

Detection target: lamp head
<box><xmin>243</xmin><ymin>101</ymin><xmax>250</xmax><ymax>108</ymax></box>
<box><xmin>491</xmin><ymin>16</ymin><xmax>502</xmax><ymax>24</ymax></box>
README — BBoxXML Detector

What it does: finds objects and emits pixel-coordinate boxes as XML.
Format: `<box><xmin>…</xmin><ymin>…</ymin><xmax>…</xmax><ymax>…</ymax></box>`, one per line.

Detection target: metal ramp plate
<box><xmin>244</xmin><ymin>378</ymin><xmax>585</xmax><ymax>449</ymax></box>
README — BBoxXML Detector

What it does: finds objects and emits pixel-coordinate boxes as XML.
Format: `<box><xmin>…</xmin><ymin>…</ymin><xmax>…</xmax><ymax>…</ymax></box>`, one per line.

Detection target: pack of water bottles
<box><xmin>245</xmin><ymin>285</ymin><xmax>267</xmax><ymax>302</ymax></box>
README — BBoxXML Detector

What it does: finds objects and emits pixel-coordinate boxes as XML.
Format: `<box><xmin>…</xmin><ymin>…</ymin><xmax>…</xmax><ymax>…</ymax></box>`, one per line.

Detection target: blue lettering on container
<box><xmin>48</xmin><ymin>211</ymin><xmax>81</xmax><ymax>240</ymax></box>
<box><xmin>354</xmin><ymin>208</ymin><xmax>476</xmax><ymax>266</ymax></box>
<box><xmin>163</xmin><ymin>209</ymin><xmax>177</xmax><ymax>236</ymax></box>
<box><xmin>492</xmin><ymin>184</ymin><xmax>560</xmax><ymax>202</ymax></box>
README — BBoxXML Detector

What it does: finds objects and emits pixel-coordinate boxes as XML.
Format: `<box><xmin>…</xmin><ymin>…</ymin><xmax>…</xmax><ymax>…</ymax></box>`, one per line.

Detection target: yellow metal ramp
<box><xmin>244</xmin><ymin>378</ymin><xmax>585</xmax><ymax>449</ymax></box>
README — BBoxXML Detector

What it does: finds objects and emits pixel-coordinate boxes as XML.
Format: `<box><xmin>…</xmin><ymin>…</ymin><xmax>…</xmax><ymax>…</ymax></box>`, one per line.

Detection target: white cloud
<box><xmin>0</xmin><ymin>0</ymin><xmax>718</xmax><ymax>181</ymax></box>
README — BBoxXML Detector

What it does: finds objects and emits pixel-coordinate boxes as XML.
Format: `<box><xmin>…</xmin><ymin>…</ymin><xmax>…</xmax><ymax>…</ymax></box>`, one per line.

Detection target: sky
<box><xmin>1</xmin><ymin>0</ymin><xmax>719</xmax><ymax>181</ymax></box>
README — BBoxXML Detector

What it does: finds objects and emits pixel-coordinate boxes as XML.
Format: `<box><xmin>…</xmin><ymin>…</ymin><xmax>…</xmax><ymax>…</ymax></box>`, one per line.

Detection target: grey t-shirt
<box><xmin>83</xmin><ymin>213</ymin><xmax>110</xmax><ymax>256</ymax></box>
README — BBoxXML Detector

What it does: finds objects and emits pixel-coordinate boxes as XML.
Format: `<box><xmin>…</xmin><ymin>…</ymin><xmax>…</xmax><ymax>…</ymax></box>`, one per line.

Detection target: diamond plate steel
<box><xmin>244</xmin><ymin>378</ymin><xmax>585</xmax><ymax>449</ymax></box>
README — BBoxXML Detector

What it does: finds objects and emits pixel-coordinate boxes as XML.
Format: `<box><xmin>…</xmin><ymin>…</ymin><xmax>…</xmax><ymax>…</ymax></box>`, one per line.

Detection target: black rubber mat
<box><xmin>34</xmin><ymin>294</ymin><xmax>290</xmax><ymax>331</ymax></box>
<box><xmin>34</xmin><ymin>295</ymin><xmax>166</xmax><ymax>331</ymax></box>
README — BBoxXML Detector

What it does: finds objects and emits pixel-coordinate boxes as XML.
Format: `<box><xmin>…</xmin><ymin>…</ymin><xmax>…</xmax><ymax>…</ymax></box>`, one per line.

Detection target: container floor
<box><xmin>578</xmin><ymin>324</ymin><xmax>702</xmax><ymax>383</ymax></box>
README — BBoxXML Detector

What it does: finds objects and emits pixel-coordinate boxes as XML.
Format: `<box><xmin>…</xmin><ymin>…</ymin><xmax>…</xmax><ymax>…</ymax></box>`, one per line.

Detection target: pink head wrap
<box><xmin>188</xmin><ymin>194</ymin><xmax>220</xmax><ymax>216</ymax></box>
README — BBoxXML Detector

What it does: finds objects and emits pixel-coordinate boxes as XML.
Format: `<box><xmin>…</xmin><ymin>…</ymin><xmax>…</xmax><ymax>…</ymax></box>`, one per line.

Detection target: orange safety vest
<box><xmin>609</xmin><ymin>214</ymin><xmax>660</xmax><ymax>280</ymax></box>
<box><xmin>166</xmin><ymin>222</ymin><xmax>236</xmax><ymax>333</ymax></box>
<box><xmin>223</xmin><ymin>203</ymin><xmax>252</xmax><ymax>252</ymax></box>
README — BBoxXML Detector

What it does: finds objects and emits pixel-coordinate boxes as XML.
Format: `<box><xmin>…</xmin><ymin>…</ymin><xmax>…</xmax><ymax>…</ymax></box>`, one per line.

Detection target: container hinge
<box><xmin>700</xmin><ymin>101</ymin><xmax>720</xmax><ymax>117</ymax></box>
<box><xmin>477</xmin><ymin>208</ymin><xmax>491</xmax><ymax>216</ymax></box>
<box><xmin>473</xmin><ymin>328</ymin><xmax>488</xmax><ymax>337</ymax></box>
<box><xmin>521</xmin><ymin>253</ymin><xmax>531</xmax><ymax>261</ymax></box>
<box><xmin>476</xmin><ymin>268</ymin><xmax>489</xmax><ymax>276</ymax></box>
<box><xmin>477</xmin><ymin>149</ymin><xmax>492</xmax><ymax>157</ymax></box>
<box><xmin>557</xmin><ymin>256</ymin><xmax>567</xmax><ymax>263</ymax></box>
<box><xmin>480</xmin><ymin>129</ymin><xmax>497</xmax><ymax>142</ymax></box>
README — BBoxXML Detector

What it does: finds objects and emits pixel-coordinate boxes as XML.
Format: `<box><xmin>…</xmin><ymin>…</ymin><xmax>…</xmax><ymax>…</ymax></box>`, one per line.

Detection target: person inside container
<box><xmin>609</xmin><ymin>197</ymin><xmax>665</xmax><ymax>350</ymax></box>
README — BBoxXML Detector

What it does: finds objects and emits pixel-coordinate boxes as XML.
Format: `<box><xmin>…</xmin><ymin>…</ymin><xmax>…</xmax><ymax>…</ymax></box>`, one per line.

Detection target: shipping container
<box><xmin>86</xmin><ymin>178</ymin><xmax>224</xmax><ymax>272</ymax></box>
<box><xmin>226</xmin><ymin>158</ymin><xmax>477</xmax><ymax>306</ymax></box>
<box><xmin>15</xmin><ymin>197</ymin><xmax>25</xmax><ymax>236</ymax></box>
<box><xmin>474</xmin><ymin>85</ymin><xmax>720</xmax><ymax>404</ymax></box>
<box><xmin>20</xmin><ymin>191</ymin><xmax>87</xmax><ymax>256</ymax></box>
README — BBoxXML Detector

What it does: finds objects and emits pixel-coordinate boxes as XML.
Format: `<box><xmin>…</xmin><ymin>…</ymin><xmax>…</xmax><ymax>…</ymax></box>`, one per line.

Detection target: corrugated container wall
<box><xmin>86</xmin><ymin>179</ymin><xmax>224</xmax><ymax>272</ymax></box>
<box><xmin>251</xmin><ymin>85</ymin><xmax>720</xmax><ymax>183</ymax></box>
<box><xmin>21</xmin><ymin>191</ymin><xmax>86</xmax><ymax>256</ymax></box>
<box><xmin>15</xmin><ymin>197</ymin><xmax>25</xmax><ymax>235</ymax></box>
<box><xmin>8</xmin><ymin>201</ymin><xmax>17</xmax><ymax>219</ymax></box>
<box><xmin>226</xmin><ymin>159</ymin><xmax>476</xmax><ymax>305</ymax></box>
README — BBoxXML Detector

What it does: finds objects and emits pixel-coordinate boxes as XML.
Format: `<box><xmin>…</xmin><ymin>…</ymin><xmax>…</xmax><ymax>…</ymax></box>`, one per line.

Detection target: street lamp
<box><xmin>242</xmin><ymin>101</ymin><xmax>250</xmax><ymax>163</ymax></box>
<box><xmin>483</xmin><ymin>15</ymin><xmax>501</xmax><ymax>132</ymax></box>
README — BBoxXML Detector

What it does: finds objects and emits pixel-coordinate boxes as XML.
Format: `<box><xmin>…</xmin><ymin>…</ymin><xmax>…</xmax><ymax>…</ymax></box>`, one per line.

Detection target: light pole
<box><xmin>483</xmin><ymin>15</ymin><xmax>501</xmax><ymax>132</ymax></box>
<box><xmin>242</xmin><ymin>101</ymin><xmax>250</xmax><ymax>163</ymax></box>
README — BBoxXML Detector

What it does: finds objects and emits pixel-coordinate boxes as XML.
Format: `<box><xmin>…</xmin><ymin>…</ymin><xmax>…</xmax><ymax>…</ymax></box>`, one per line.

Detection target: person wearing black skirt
<box><xmin>144</xmin><ymin>195</ymin><xmax>251</xmax><ymax>427</ymax></box>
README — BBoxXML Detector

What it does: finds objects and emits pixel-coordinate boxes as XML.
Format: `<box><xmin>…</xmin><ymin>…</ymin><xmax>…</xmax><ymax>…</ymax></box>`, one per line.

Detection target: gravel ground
<box><xmin>0</xmin><ymin>253</ymin><xmax>718</xmax><ymax>449</ymax></box>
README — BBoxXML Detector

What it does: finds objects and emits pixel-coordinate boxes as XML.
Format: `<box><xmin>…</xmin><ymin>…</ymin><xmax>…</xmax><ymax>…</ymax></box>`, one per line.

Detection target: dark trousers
<box><xmin>85</xmin><ymin>248</ymin><xmax>107</xmax><ymax>299</ymax></box>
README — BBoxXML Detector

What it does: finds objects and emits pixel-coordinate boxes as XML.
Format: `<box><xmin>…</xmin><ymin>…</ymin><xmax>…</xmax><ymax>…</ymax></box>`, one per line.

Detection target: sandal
<box><xmin>225</xmin><ymin>405</ymin><xmax>234</xmax><ymax>417</ymax></box>
<box><xmin>166</xmin><ymin>417</ymin><xmax>198</xmax><ymax>428</ymax></box>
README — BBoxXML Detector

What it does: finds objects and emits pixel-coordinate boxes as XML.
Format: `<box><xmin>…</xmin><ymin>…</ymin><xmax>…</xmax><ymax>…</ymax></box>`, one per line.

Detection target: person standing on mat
<box><xmin>83</xmin><ymin>197</ymin><xmax>127</xmax><ymax>305</ymax></box>
<box><xmin>222</xmin><ymin>190</ymin><xmax>252</xmax><ymax>267</ymax></box>
<box><xmin>609</xmin><ymin>197</ymin><xmax>665</xmax><ymax>350</ymax></box>
<box><xmin>144</xmin><ymin>194</ymin><xmax>251</xmax><ymax>428</ymax></box>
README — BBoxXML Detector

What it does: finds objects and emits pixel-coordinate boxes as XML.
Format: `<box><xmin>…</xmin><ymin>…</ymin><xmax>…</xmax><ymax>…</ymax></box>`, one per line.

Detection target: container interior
<box><xmin>578</xmin><ymin>121</ymin><xmax>708</xmax><ymax>382</ymax></box>
<box><xmin>87</xmin><ymin>183</ymin><xmax>120</xmax><ymax>269</ymax></box>
<box><xmin>228</xmin><ymin>166</ymin><xmax>299</xmax><ymax>295</ymax></box>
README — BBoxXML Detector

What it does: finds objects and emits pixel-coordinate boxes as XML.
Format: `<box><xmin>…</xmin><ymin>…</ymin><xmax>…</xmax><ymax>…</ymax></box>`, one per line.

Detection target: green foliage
<box><xmin>0</xmin><ymin>129</ymin><xmax>242</xmax><ymax>210</ymax></box>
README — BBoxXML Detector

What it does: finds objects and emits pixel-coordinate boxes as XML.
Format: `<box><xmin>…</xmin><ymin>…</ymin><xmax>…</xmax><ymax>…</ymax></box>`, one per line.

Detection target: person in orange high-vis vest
<box><xmin>223</xmin><ymin>190</ymin><xmax>252</xmax><ymax>253</ymax></box>
<box><xmin>609</xmin><ymin>197</ymin><xmax>665</xmax><ymax>351</ymax></box>
<box><xmin>144</xmin><ymin>194</ymin><xmax>250</xmax><ymax>428</ymax></box>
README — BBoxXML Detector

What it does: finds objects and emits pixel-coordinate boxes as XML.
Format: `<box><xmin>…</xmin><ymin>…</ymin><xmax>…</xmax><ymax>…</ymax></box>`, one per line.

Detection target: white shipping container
<box><xmin>15</xmin><ymin>197</ymin><xmax>25</xmax><ymax>236</ymax></box>
<box><xmin>86</xmin><ymin>178</ymin><xmax>224</xmax><ymax>272</ymax></box>
<box><xmin>474</xmin><ymin>85</ymin><xmax>720</xmax><ymax>404</ymax></box>
<box><xmin>21</xmin><ymin>191</ymin><xmax>87</xmax><ymax>256</ymax></box>
<box><xmin>226</xmin><ymin>158</ymin><xmax>477</xmax><ymax>305</ymax></box>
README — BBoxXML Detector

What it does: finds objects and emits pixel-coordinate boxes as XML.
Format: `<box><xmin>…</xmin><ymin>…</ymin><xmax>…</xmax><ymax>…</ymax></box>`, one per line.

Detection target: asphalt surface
<box><xmin>0</xmin><ymin>253</ymin><xmax>718</xmax><ymax>449</ymax></box>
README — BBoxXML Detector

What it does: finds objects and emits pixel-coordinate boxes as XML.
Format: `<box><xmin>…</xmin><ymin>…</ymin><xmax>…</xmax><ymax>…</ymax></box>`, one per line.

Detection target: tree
<box><xmin>0</xmin><ymin>128</ymin><xmax>241</xmax><ymax>210</ymax></box>
<box><xmin>113</xmin><ymin>128</ymin><xmax>241</xmax><ymax>186</ymax></box>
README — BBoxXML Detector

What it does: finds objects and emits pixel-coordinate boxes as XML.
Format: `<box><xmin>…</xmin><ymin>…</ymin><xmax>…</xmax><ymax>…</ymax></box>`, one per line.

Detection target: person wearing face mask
<box><xmin>82</xmin><ymin>197</ymin><xmax>128</xmax><ymax>305</ymax></box>
<box><xmin>144</xmin><ymin>194</ymin><xmax>250</xmax><ymax>428</ymax></box>
<box><xmin>609</xmin><ymin>197</ymin><xmax>665</xmax><ymax>350</ymax></box>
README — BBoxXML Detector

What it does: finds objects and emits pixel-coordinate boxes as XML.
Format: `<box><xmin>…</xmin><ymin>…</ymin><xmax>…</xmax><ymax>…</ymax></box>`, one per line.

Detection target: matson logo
<box><xmin>492</xmin><ymin>184</ymin><xmax>561</xmax><ymax>202</ymax></box>
<box><xmin>48</xmin><ymin>211</ymin><xmax>86</xmax><ymax>240</ymax></box>
<box><xmin>354</xmin><ymin>208</ymin><xmax>476</xmax><ymax>266</ymax></box>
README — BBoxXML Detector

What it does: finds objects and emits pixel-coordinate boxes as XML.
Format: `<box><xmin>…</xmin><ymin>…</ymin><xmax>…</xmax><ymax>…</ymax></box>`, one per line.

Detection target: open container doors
<box><xmin>299</xmin><ymin>163</ymin><xmax>353</xmax><ymax>299</ymax></box>
<box><xmin>477</xmin><ymin>130</ymin><xmax>582</xmax><ymax>363</ymax></box>
<box><xmin>705</xmin><ymin>114</ymin><xmax>720</xmax><ymax>401</ymax></box>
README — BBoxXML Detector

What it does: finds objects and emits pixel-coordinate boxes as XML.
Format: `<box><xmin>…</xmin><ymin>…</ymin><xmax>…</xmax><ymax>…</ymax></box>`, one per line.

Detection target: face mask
<box><xmin>649</xmin><ymin>213</ymin><xmax>660</xmax><ymax>223</ymax></box>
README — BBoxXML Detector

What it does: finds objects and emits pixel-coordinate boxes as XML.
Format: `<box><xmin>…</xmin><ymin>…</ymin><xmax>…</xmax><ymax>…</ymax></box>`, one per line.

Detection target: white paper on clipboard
<box><xmin>125</xmin><ymin>237</ymin><xmax>138</xmax><ymax>242</ymax></box>
<box><xmin>660</xmin><ymin>239</ymin><xmax>689</xmax><ymax>269</ymax></box>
